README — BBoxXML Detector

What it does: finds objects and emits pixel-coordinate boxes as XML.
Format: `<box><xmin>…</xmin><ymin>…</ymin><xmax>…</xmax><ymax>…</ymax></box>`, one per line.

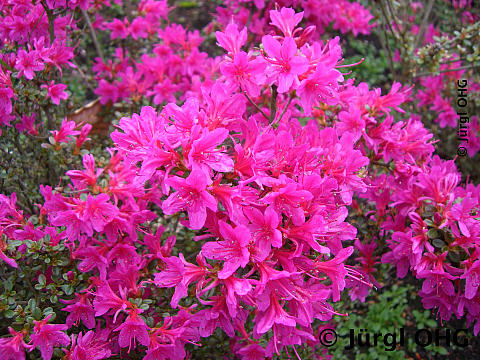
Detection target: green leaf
<box><xmin>427</xmin><ymin>228</ymin><xmax>439</xmax><ymax>239</ymax></box>
<box><xmin>437</xmin><ymin>347</ymin><xmax>448</xmax><ymax>355</ymax></box>
<box><xmin>38</xmin><ymin>274</ymin><xmax>46</xmax><ymax>286</ymax></box>
<box><xmin>32</xmin><ymin>307</ymin><xmax>42</xmax><ymax>320</ymax></box>
<box><xmin>28</xmin><ymin>299</ymin><xmax>36</xmax><ymax>310</ymax></box>
<box><xmin>62</xmin><ymin>285</ymin><xmax>74</xmax><ymax>296</ymax></box>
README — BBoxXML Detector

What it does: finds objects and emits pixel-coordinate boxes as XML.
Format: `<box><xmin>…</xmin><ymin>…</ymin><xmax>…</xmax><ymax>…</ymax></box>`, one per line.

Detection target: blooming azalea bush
<box><xmin>0</xmin><ymin>1</ymin><xmax>479</xmax><ymax>359</ymax></box>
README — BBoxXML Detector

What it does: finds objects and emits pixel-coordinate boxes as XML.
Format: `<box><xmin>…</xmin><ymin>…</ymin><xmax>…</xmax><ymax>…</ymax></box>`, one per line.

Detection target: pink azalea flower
<box><xmin>461</xmin><ymin>260</ymin><xmax>480</xmax><ymax>299</ymax></box>
<box><xmin>244</xmin><ymin>205</ymin><xmax>282</xmax><ymax>260</ymax></box>
<box><xmin>314</xmin><ymin>246</ymin><xmax>354</xmax><ymax>302</ymax></box>
<box><xmin>153</xmin><ymin>256</ymin><xmax>187</xmax><ymax>307</ymax></box>
<box><xmin>254</xmin><ymin>288</ymin><xmax>297</xmax><ymax>334</ymax></box>
<box><xmin>336</xmin><ymin>107</ymin><xmax>365</xmax><ymax>142</ymax></box>
<box><xmin>215</xmin><ymin>23</ymin><xmax>247</xmax><ymax>55</ymax></box>
<box><xmin>14</xmin><ymin>49</ymin><xmax>44</xmax><ymax>80</ymax></box>
<box><xmin>162</xmin><ymin>170</ymin><xmax>217</xmax><ymax>230</ymax></box>
<box><xmin>0</xmin><ymin>327</ymin><xmax>28</xmax><ymax>360</ymax></box>
<box><xmin>75</xmin><ymin>123</ymin><xmax>92</xmax><ymax>150</ymax></box>
<box><xmin>93</xmin><ymin>282</ymin><xmax>131</xmax><ymax>321</ymax></box>
<box><xmin>50</xmin><ymin>118</ymin><xmax>80</xmax><ymax>144</ymax></box>
<box><xmin>30</xmin><ymin>315</ymin><xmax>70</xmax><ymax>360</ymax></box>
<box><xmin>202</xmin><ymin>221</ymin><xmax>251</xmax><ymax>279</ymax></box>
<box><xmin>297</xmin><ymin>62</ymin><xmax>343</xmax><ymax>115</ymax></box>
<box><xmin>261</xmin><ymin>35</ymin><xmax>309</xmax><ymax>93</ymax></box>
<box><xmin>261</xmin><ymin>182</ymin><xmax>313</xmax><ymax>226</ymax></box>
<box><xmin>15</xmin><ymin>113</ymin><xmax>38</xmax><ymax>135</ymax></box>
<box><xmin>105</xmin><ymin>18</ymin><xmax>130</xmax><ymax>39</ymax></box>
<box><xmin>66</xmin><ymin>154</ymin><xmax>103</xmax><ymax>190</ymax></box>
<box><xmin>0</xmin><ymin>235</ymin><xmax>18</xmax><ymax>268</ymax></box>
<box><xmin>41</xmin><ymin>81</ymin><xmax>69</xmax><ymax>105</ymax></box>
<box><xmin>69</xmin><ymin>331</ymin><xmax>111</xmax><ymax>360</ymax></box>
<box><xmin>187</xmin><ymin>127</ymin><xmax>233</xmax><ymax>176</ymax></box>
<box><xmin>95</xmin><ymin>79</ymin><xmax>120</xmax><ymax>105</ymax></box>
<box><xmin>114</xmin><ymin>309</ymin><xmax>150</xmax><ymax>351</ymax></box>
<box><xmin>269</xmin><ymin>7</ymin><xmax>304</xmax><ymax>37</ymax></box>
<box><xmin>154</xmin><ymin>253</ymin><xmax>208</xmax><ymax>307</ymax></box>
<box><xmin>220</xmin><ymin>51</ymin><xmax>267</xmax><ymax>97</ymax></box>
<box><xmin>236</xmin><ymin>343</ymin><xmax>266</xmax><ymax>360</ymax></box>
<box><xmin>61</xmin><ymin>293</ymin><xmax>96</xmax><ymax>329</ymax></box>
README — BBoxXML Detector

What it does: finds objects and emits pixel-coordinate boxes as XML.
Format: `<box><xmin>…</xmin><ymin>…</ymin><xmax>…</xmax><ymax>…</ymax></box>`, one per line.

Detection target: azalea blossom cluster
<box><xmin>93</xmin><ymin>0</ymin><xmax>217</xmax><ymax>106</ymax></box>
<box><xmin>393</xmin><ymin>1</ymin><xmax>480</xmax><ymax>156</ymax></box>
<box><xmin>0</xmin><ymin>6</ymin><xmax>387</xmax><ymax>359</ymax></box>
<box><xmin>0</xmin><ymin>2</ymin><xmax>479</xmax><ymax>360</ymax></box>
<box><xmin>365</xmin><ymin>155</ymin><xmax>480</xmax><ymax>335</ymax></box>
<box><xmin>0</xmin><ymin>0</ymin><xmax>85</xmax><ymax>135</ymax></box>
<box><xmin>213</xmin><ymin>0</ymin><xmax>375</xmax><ymax>40</ymax></box>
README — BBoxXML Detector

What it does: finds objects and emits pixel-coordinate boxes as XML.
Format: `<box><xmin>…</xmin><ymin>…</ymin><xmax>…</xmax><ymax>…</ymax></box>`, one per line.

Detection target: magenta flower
<box><xmin>236</xmin><ymin>343</ymin><xmax>266</xmax><ymax>360</ymax></box>
<box><xmin>254</xmin><ymin>290</ymin><xmax>297</xmax><ymax>334</ymax></box>
<box><xmin>66</xmin><ymin>154</ymin><xmax>103</xmax><ymax>190</ymax></box>
<box><xmin>106</xmin><ymin>18</ymin><xmax>130</xmax><ymax>39</ymax></box>
<box><xmin>154</xmin><ymin>253</ymin><xmax>208</xmax><ymax>307</ymax></box>
<box><xmin>75</xmin><ymin>244</ymin><xmax>109</xmax><ymax>280</ymax></box>
<box><xmin>202</xmin><ymin>221</ymin><xmax>251</xmax><ymax>279</ymax></box>
<box><xmin>0</xmin><ymin>236</ymin><xmax>17</xmax><ymax>268</ymax></box>
<box><xmin>297</xmin><ymin>63</ymin><xmax>343</xmax><ymax>115</ymax></box>
<box><xmin>153</xmin><ymin>256</ymin><xmax>187</xmax><ymax>307</ymax></box>
<box><xmin>95</xmin><ymin>79</ymin><xmax>120</xmax><ymax>105</ymax></box>
<box><xmin>50</xmin><ymin>118</ymin><xmax>80</xmax><ymax>144</ymax></box>
<box><xmin>261</xmin><ymin>35</ymin><xmax>309</xmax><ymax>93</ymax></box>
<box><xmin>314</xmin><ymin>246</ymin><xmax>354</xmax><ymax>301</ymax></box>
<box><xmin>15</xmin><ymin>113</ymin><xmax>39</xmax><ymax>136</ymax></box>
<box><xmin>220</xmin><ymin>51</ymin><xmax>267</xmax><ymax>97</ymax></box>
<box><xmin>162</xmin><ymin>170</ymin><xmax>217</xmax><ymax>230</ymax></box>
<box><xmin>84</xmin><ymin>193</ymin><xmax>119</xmax><ymax>233</ymax></box>
<box><xmin>14</xmin><ymin>49</ymin><xmax>44</xmax><ymax>80</ymax></box>
<box><xmin>69</xmin><ymin>331</ymin><xmax>111</xmax><ymax>360</ymax></box>
<box><xmin>215</xmin><ymin>23</ymin><xmax>247</xmax><ymax>55</ymax></box>
<box><xmin>75</xmin><ymin>123</ymin><xmax>92</xmax><ymax>149</ymax></box>
<box><xmin>41</xmin><ymin>81</ymin><xmax>69</xmax><ymax>105</ymax></box>
<box><xmin>244</xmin><ymin>205</ymin><xmax>283</xmax><ymax>260</ymax></box>
<box><xmin>269</xmin><ymin>7</ymin><xmax>304</xmax><ymax>37</ymax></box>
<box><xmin>461</xmin><ymin>260</ymin><xmax>480</xmax><ymax>299</ymax></box>
<box><xmin>187</xmin><ymin>127</ymin><xmax>234</xmax><ymax>176</ymax></box>
<box><xmin>114</xmin><ymin>309</ymin><xmax>150</xmax><ymax>351</ymax></box>
<box><xmin>336</xmin><ymin>107</ymin><xmax>365</xmax><ymax>142</ymax></box>
<box><xmin>93</xmin><ymin>282</ymin><xmax>131</xmax><ymax>321</ymax></box>
<box><xmin>0</xmin><ymin>327</ymin><xmax>28</xmax><ymax>360</ymax></box>
<box><xmin>30</xmin><ymin>315</ymin><xmax>70</xmax><ymax>360</ymax></box>
<box><xmin>61</xmin><ymin>294</ymin><xmax>96</xmax><ymax>329</ymax></box>
<box><xmin>261</xmin><ymin>183</ymin><xmax>313</xmax><ymax>226</ymax></box>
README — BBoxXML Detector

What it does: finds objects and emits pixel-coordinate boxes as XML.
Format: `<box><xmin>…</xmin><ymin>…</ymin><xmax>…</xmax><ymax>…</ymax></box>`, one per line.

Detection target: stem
<box><xmin>415</xmin><ymin>0</ymin><xmax>435</xmax><ymax>49</ymax></box>
<box><xmin>378</xmin><ymin>0</ymin><xmax>398</xmax><ymax>41</ymax></box>
<box><xmin>414</xmin><ymin>63</ymin><xmax>480</xmax><ymax>77</ymax></box>
<box><xmin>378</xmin><ymin>24</ymin><xmax>396</xmax><ymax>82</ymax></box>
<box><xmin>276</xmin><ymin>95</ymin><xmax>294</xmax><ymax>125</ymax></box>
<box><xmin>40</xmin><ymin>1</ymin><xmax>55</xmax><ymax>44</ymax></box>
<box><xmin>71</xmin><ymin>59</ymin><xmax>96</xmax><ymax>93</ymax></box>
<box><xmin>438</xmin><ymin>58</ymin><xmax>465</xmax><ymax>65</ymax></box>
<box><xmin>81</xmin><ymin>8</ymin><xmax>104</xmax><ymax>62</ymax></box>
<box><xmin>386</xmin><ymin>0</ymin><xmax>403</xmax><ymax>37</ymax></box>
<box><xmin>29</xmin><ymin>9</ymin><xmax>46</xmax><ymax>43</ymax></box>
<box><xmin>0</xmin><ymin>58</ymin><xmax>13</xmax><ymax>71</ymax></box>
<box><xmin>243</xmin><ymin>91</ymin><xmax>269</xmax><ymax>121</ymax></box>
<box><xmin>269</xmin><ymin>85</ymin><xmax>278</xmax><ymax>124</ymax></box>
<box><xmin>376</xmin><ymin>0</ymin><xmax>399</xmax><ymax>80</ymax></box>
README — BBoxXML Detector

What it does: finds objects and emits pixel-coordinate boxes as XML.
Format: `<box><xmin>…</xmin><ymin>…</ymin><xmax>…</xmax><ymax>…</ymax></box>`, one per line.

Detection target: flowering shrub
<box><xmin>0</xmin><ymin>1</ymin><xmax>479</xmax><ymax>359</ymax></box>
<box><xmin>368</xmin><ymin>0</ymin><xmax>480</xmax><ymax>157</ymax></box>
